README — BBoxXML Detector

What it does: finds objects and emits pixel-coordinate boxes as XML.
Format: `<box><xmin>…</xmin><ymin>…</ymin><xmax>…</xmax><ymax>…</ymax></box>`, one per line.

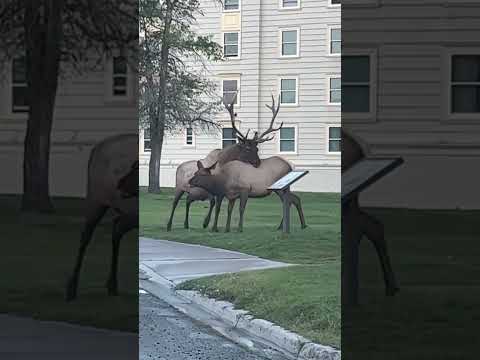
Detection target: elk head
<box><xmin>221</xmin><ymin>93</ymin><xmax>283</xmax><ymax>168</ymax></box>
<box><xmin>188</xmin><ymin>161</ymin><xmax>217</xmax><ymax>188</ymax></box>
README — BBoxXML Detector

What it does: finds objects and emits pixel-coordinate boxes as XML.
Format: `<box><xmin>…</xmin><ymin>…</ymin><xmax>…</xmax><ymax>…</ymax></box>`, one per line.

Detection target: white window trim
<box><xmin>441</xmin><ymin>47</ymin><xmax>480</xmax><ymax>123</ymax></box>
<box><xmin>141</xmin><ymin>128</ymin><xmax>151</xmax><ymax>154</ymax></box>
<box><xmin>222</xmin><ymin>31</ymin><xmax>241</xmax><ymax>59</ymax></box>
<box><xmin>278</xmin><ymin>76</ymin><xmax>299</xmax><ymax>107</ymax></box>
<box><xmin>328</xmin><ymin>0</ymin><xmax>341</xmax><ymax>8</ymax></box>
<box><xmin>327</xmin><ymin>25</ymin><xmax>341</xmax><ymax>56</ymax></box>
<box><xmin>342</xmin><ymin>48</ymin><xmax>378</xmax><ymax>123</ymax></box>
<box><xmin>326</xmin><ymin>125</ymin><xmax>341</xmax><ymax>155</ymax></box>
<box><xmin>279</xmin><ymin>0</ymin><xmax>301</xmax><ymax>11</ymax></box>
<box><xmin>221</xmin><ymin>76</ymin><xmax>241</xmax><ymax>107</ymax></box>
<box><xmin>278</xmin><ymin>27</ymin><xmax>300</xmax><ymax>59</ymax></box>
<box><xmin>327</xmin><ymin>75</ymin><xmax>341</xmax><ymax>106</ymax></box>
<box><xmin>278</xmin><ymin>124</ymin><xmax>298</xmax><ymax>155</ymax></box>
<box><xmin>223</xmin><ymin>0</ymin><xmax>241</xmax><ymax>12</ymax></box>
<box><xmin>183</xmin><ymin>127</ymin><xmax>196</xmax><ymax>147</ymax></box>
<box><xmin>104</xmin><ymin>54</ymin><xmax>133</xmax><ymax>103</ymax></box>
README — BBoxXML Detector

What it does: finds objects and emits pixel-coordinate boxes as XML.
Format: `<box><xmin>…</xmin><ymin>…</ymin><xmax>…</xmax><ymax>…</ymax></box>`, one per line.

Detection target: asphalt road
<box><xmin>140</xmin><ymin>292</ymin><xmax>279</xmax><ymax>360</ymax></box>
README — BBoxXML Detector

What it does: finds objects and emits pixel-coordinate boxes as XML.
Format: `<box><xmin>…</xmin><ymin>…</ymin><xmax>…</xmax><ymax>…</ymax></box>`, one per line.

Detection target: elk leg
<box><xmin>203</xmin><ymin>196</ymin><xmax>215</xmax><ymax>229</ymax></box>
<box><xmin>238</xmin><ymin>193</ymin><xmax>249</xmax><ymax>232</ymax></box>
<box><xmin>184</xmin><ymin>195</ymin><xmax>194</xmax><ymax>229</ymax></box>
<box><xmin>289</xmin><ymin>193</ymin><xmax>307</xmax><ymax>229</ymax></box>
<box><xmin>66</xmin><ymin>204</ymin><xmax>108</xmax><ymax>301</ymax></box>
<box><xmin>211</xmin><ymin>195</ymin><xmax>224</xmax><ymax>232</ymax></box>
<box><xmin>274</xmin><ymin>191</ymin><xmax>285</xmax><ymax>230</ymax></box>
<box><xmin>225</xmin><ymin>198</ymin><xmax>236</xmax><ymax>233</ymax></box>
<box><xmin>167</xmin><ymin>189</ymin><xmax>184</xmax><ymax>231</ymax></box>
<box><xmin>359</xmin><ymin>210</ymin><xmax>399</xmax><ymax>296</ymax></box>
<box><xmin>107</xmin><ymin>214</ymin><xmax>137</xmax><ymax>296</ymax></box>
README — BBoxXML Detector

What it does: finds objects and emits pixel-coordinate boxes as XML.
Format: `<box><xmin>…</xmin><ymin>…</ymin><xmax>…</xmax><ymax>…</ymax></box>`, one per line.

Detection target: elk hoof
<box><xmin>301</xmin><ymin>224</ymin><xmax>308</xmax><ymax>229</ymax></box>
<box><xmin>184</xmin><ymin>223</ymin><xmax>189</xmax><ymax>229</ymax></box>
<box><xmin>65</xmin><ymin>280</ymin><xmax>77</xmax><ymax>302</ymax></box>
<box><xmin>202</xmin><ymin>221</ymin><xmax>210</xmax><ymax>229</ymax></box>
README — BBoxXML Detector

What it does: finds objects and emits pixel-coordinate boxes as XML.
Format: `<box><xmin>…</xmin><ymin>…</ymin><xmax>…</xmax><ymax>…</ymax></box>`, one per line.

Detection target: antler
<box><xmin>255</xmin><ymin>94</ymin><xmax>283</xmax><ymax>144</ymax></box>
<box><xmin>222</xmin><ymin>92</ymin><xmax>248</xmax><ymax>141</ymax></box>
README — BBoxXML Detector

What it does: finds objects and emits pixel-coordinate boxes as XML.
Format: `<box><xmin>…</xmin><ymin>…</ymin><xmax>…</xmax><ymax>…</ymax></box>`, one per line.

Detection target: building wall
<box><xmin>140</xmin><ymin>0</ymin><xmax>342</xmax><ymax>193</ymax></box>
<box><xmin>0</xmin><ymin>59</ymin><xmax>137</xmax><ymax>197</ymax></box>
<box><xmin>343</xmin><ymin>0</ymin><xmax>480</xmax><ymax>208</ymax></box>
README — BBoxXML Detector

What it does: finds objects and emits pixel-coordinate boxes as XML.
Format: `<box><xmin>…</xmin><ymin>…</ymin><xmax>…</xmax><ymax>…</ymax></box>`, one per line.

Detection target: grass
<box><xmin>0</xmin><ymin>195</ymin><xmax>138</xmax><ymax>332</ymax></box>
<box><xmin>140</xmin><ymin>188</ymin><xmax>341</xmax><ymax>348</ymax></box>
<box><xmin>343</xmin><ymin>208</ymin><xmax>480</xmax><ymax>359</ymax></box>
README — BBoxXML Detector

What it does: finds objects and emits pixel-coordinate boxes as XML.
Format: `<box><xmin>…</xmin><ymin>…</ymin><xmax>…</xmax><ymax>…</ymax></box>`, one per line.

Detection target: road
<box><xmin>140</xmin><ymin>292</ymin><xmax>283</xmax><ymax>360</ymax></box>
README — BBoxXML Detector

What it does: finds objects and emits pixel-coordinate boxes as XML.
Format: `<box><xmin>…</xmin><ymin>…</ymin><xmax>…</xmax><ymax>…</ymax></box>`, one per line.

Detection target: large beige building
<box><xmin>139</xmin><ymin>0</ymin><xmax>342</xmax><ymax>193</ymax></box>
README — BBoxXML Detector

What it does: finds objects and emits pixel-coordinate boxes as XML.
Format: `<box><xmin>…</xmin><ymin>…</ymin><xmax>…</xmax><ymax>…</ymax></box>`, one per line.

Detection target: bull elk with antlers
<box><xmin>189</xmin><ymin>96</ymin><xmax>307</xmax><ymax>232</ymax></box>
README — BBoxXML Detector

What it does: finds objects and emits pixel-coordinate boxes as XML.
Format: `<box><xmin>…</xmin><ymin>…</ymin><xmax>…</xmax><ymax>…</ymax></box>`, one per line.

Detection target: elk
<box><xmin>189</xmin><ymin>96</ymin><xmax>307</xmax><ymax>232</ymax></box>
<box><xmin>66</xmin><ymin>134</ymin><xmax>138</xmax><ymax>301</ymax></box>
<box><xmin>342</xmin><ymin>129</ymin><xmax>398</xmax><ymax>296</ymax></box>
<box><xmin>166</xmin><ymin>93</ymin><xmax>264</xmax><ymax>231</ymax></box>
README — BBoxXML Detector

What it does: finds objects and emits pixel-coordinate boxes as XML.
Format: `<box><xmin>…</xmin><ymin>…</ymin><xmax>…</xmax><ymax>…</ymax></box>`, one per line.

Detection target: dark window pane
<box><xmin>452</xmin><ymin>85</ymin><xmax>480</xmax><ymax>113</ymax></box>
<box><xmin>144</xmin><ymin>128</ymin><xmax>150</xmax><ymax>138</ymax></box>
<box><xmin>331</xmin><ymin>0</ymin><xmax>341</xmax><ymax>4</ymax></box>
<box><xmin>223</xmin><ymin>80</ymin><xmax>237</xmax><ymax>92</ymax></box>
<box><xmin>144</xmin><ymin>140</ymin><xmax>151</xmax><ymax>151</ymax></box>
<box><xmin>329</xmin><ymin>127</ymin><xmax>341</xmax><ymax>139</ymax></box>
<box><xmin>452</xmin><ymin>55</ymin><xmax>480</xmax><ymax>82</ymax></box>
<box><xmin>281</xmin><ymin>79</ymin><xmax>296</xmax><ymax>91</ymax></box>
<box><xmin>114</xmin><ymin>77</ymin><xmax>127</xmax><ymax>87</ymax></box>
<box><xmin>224</xmin><ymin>32</ymin><xmax>238</xmax><ymax>43</ymax></box>
<box><xmin>283</xmin><ymin>43</ymin><xmax>297</xmax><ymax>56</ymax></box>
<box><xmin>283</xmin><ymin>0</ymin><xmax>298</xmax><ymax>7</ymax></box>
<box><xmin>330</xmin><ymin>78</ymin><xmax>341</xmax><ymax>89</ymax></box>
<box><xmin>12</xmin><ymin>86</ymin><xmax>29</xmax><ymax>112</ymax></box>
<box><xmin>223</xmin><ymin>128</ymin><xmax>235</xmax><ymax>139</ymax></box>
<box><xmin>280</xmin><ymin>140</ymin><xmax>295</xmax><ymax>152</ymax></box>
<box><xmin>222</xmin><ymin>140</ymin><xmax>237</xmax><ymax>149</ymax></box>
<box><xmin>224</xmin><ymin>0</ymin><xmax>239</xmax><ymax>10</ymax></box>
<box><xmin>342</xmin><ymin>86</ymin><xmax>370</xmax><ymax>112</ymax></box>
<box><xmin>329</xmin><ymin>140</ymin><xmax>341</xmax><ymax>152</ymax></box>
<box><xmin>281</xmin><ymin>91</ymin><xmax>296</xmax><ymax>104</ymax></box>
<box><xmin>224</xmin><ymin>45</ymin><xmax>238</xmax><ymax>57</ymax></box>
<box><xmin>12</xmin><ymin>58</ymin><xmax>27</xmax><ymax>83</ymax></box>
<box><xmin>342</xmin><ymin>56</ymin><xmax>370</xmax><ymax>82</ymax></box>
<box><xmin>331</xmin><ymin>29</ymin><xmax>341</xmax><ymax>41</ymax></box>
<box><xmin>281</xmin><ymin>127</ymin><xmax>295</xmax><ymax>139</ymax></box>
<box><xmin>113</xmin><ymin>56</ymin><xmax>127</xmax><ymax>74</ymax></box>
<box><xmin>283</xmin><ymin>30</ymin><xmax>297</xmax><ymax>43</ymax></box>
<box><xmin>114</xmin><ymin>88</ymin><xmax>127</xmax><ymax>96</ymax></box>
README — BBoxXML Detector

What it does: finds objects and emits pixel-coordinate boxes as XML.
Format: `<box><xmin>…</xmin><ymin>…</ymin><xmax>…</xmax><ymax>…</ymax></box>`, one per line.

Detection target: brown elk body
<box><xmin>189</xmin><ymin>157</ymin><xmax>307</xmax><ymax>232</ymax></box>
<box><xmin>66</xmin><ymin>134</ymin><xmax>138</xmax><ymax>301</ymax></box>
<box><xmin>342</xmin><ymin>129</ymin><xmax>398</xmax><ymax>296</ymax></box>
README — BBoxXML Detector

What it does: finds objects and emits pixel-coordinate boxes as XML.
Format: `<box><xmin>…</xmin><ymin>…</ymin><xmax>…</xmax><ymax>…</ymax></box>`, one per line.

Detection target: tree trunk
<box><xmin>147</xmin><ymin>119</ymin><xmax>164</xmax><ymax>193</ymax></box>
<box><xmin>21</xmin><ymin>0</ymin><xmax>63</xmax><ymax>212</ymax></box>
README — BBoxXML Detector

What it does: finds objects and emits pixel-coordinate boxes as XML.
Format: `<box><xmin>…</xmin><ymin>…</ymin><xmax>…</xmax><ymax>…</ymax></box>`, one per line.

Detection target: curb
<box><xmin>140</xmin><ymin>264</ymin><xmax>340</xmax><ymax>360</ymax></box>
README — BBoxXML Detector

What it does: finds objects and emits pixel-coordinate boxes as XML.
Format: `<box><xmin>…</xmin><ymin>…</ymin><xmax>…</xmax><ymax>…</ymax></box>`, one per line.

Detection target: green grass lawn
<box><xmin>343</xmin><ymin>208</ymin><xmax>480</xmax><ymax>359</ymax></box>
<box><xmin>0</xmin><ymin>195</ymin><xmax>138</xmax><ymax>332</ymax></box>
<box><xmin>140</xmin><ymin>188</ymin><xmax>341</xmax><ymax>348</ymax></box>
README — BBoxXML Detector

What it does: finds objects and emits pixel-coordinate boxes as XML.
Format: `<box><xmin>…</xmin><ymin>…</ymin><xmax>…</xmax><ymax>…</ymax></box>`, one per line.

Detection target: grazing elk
<box><xmin>66</xmin><ymin>134</ymin><xmax>138</xmax><ymax>301</ymax></box>
<box><xmin>166</xmin><ymin>93</ymin><xmax>264</xmax><ymax>231</ymax></box>
<box><xmin>189</xmin><ymin>96</ymin><xmax>307</xmax><ymax>232</ymax></box>
<box><xmin>342</xmin><ymin>129</ymin><xmax>398</xmax><ymax>296</ymax></box>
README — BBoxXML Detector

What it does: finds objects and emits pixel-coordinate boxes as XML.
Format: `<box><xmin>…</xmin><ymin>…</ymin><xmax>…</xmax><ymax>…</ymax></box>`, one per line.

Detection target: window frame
<box><xmin>11</xmin><ymin>57</ymin><xmax>29</xmax><ymax>114</ymax></box>
<box><xmin>184</xmin><ymin>127</ymin><xmax>196</xmax><ymax>147</ymax></box>
<box><xmin>142</xmin><ymin>128</ymin><xmax>151</xmax><ymax>154</ymax></box>
<box><xmin>326</xmin><ymin>125</ymin><xmax>341</xmax><ymax>154</ymax></box>
<box><xmin>278</xmin><ymin>125</ymin><xmax>298</xmax><ymax>155</ymax></box>
<box><xmin>222</xmin><ymin>31</ymin><xmax>241</xmax><ymax>59</ymax></box>
<box><xmin>279</xmin><ymin>27</ymin><xmax>300</xmax><ymax>58</ymax></box>
<box><xmin>223</xmin><ymin>0</ymin><xmax>241</xmax><ymax>12</ymax></box>
<box><xmin>328</xmin><ymin>0</ymin><xmax>341</xmax><ymax>8</ymax></box>
<box><xmin>104</xmin><ymin>54</ymin><xmax>132</xmax><ymax>103</ymax></box>
<box><xmin>221</xmin><ymin>76</ymin><xmax>241</xmax><ymax>107</ymax></box>
<box><xmin>442</xmin><ymin>47</ymin><xmax>480</xmax><ymax>122</ymax></box>
<box><xmin>278</xmin><ymin>76</ymin><xmax>299</xmax><ymax>107</ymax></box>
<box><xmin>279</xmin><ymin>0</ymin><xmax>301</xmax><ymax>10</ymax></box>
<box><xmin>327</xmin><ymin>26</ymin><xmax>341</xmax><ymax>56</ymax></box>
<box><xmin>342</xmin><ymin>48</ymin><xmax>378</xmax><ymax>123</ymax></box>
<box><xmin>221</xmin><ymin>126</ymin><xmax>239</xmax><ymax>149</ymax></box>
<box><xmin>327</xmin><ymin>75</ymin><xmax>341</xmax><ymax>106</ymax></box>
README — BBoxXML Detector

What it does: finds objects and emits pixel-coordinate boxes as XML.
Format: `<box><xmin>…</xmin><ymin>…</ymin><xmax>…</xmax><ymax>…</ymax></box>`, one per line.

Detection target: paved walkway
<box><xmin>140</xmin><ymin>237</ymin><xmax>290</xmax><ymax>285</ymax></box>
<box><xmin>0</xmin><ymin>315</ymin><xmax>137</xmax><ymax>360</ymax></box>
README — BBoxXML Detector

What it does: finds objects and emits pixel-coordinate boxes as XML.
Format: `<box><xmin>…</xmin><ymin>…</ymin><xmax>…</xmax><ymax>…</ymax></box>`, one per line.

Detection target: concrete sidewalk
<box><xmin>140</xmin><ymin>237</ymin><xmax>291</xmax><ymax>285</ymax></box>
<box><xmin>0</xmin><ymin>315</ymin><xmax>137</xmax><ymax>360</ymax></box>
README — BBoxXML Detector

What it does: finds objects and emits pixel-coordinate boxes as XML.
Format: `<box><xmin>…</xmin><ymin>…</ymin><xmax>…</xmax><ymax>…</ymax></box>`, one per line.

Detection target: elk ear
<box><xmin>197</xmin><ymin>160</ymin><xmax>204</xmax><ymax>170</ymax></box>
<box><xmin>237</xmin><ymin>136</ymin><xmax>245</xmax><ymax>144</ymax></box>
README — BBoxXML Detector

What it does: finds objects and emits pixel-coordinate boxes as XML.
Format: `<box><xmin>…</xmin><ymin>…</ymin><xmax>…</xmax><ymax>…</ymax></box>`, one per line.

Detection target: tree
<box><xmin>0</xmin><ymin>0</ymin><xmax>137</xmax><ymax>212</ymax></box>
<box><xmin>139</xmin><ymin>0</ymin><xmax>223</xmax><ymax>193</ymax></box>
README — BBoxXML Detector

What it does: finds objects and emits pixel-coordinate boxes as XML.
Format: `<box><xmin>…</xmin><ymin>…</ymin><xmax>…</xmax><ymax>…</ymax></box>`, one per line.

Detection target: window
<box><xmin>280</xmin><ymin>78</ymin><xmax>298</xmax><ymax>105</ymax></box>
<box><xmin>327</xmin><ymin>126</ymin><xmax>341</xmax><ymax>153</ymax></box>
<box><xmin>112</xmin><ymin>56</ymin><xmax>128</xmax><ymax>96</ymax></box>
<box><xmin>185</xmin><ymin>128</ymin><xmax>194</xmax><ymax>146</ymax></box>
<box><xmin>222</xmin><ymin>79</ymin><xmax>239</xmax><ymax>105</ymax></box>
<box><xmin>342</xmin><ymin>56</ymin><xmax>370</xmax><ymax>112</ymax></box>
<box><xmin>280</xmin><ymin>29</ymin><xmax>299</xmax><ymax>57</ymax></box>
<box><xmin>12</xmin><ymin>58</ymin><xmax>29</xmax><ymax>113</ymax></box>
<box><xmin>451</xmin><ymin>55</ymin><xmax>480</xmax><ymax>113</ymax></box>
<box><xmin>279</xmin><ymin>127</ymin><xmax>296</xmax><ymax>153</ymax></box>
<box><xmin>280</xmin><ymin>0</ymin><xmax>300</xmax><ymax>9</ymax></box>
<box><xmin>224</xmin><ymin>0</ymin><xmax>240</xmax><ymax>11</ymax></box>
<box><xmin>143</xmin><ymin>128</ymin><xmax>151</xmax><ymax>152</ymax></box>
<box><xmin>329</xmin><ymin>27</ymin><xmax>341</xmax><ymax>55</ymax></box>
<box><xmin>329</xmin><ymin>0</ymin><xmax>341</xmax><ymax>6</ymax></box>
<box><xmin>223</xmin><ymin>32</ymin><xmax>239</xmax><ymax>58</ymax></box>
<box><xmin>328</xmin><ymin>77</ymin><xmax>341</xmax><ymax>105</ymax></box>
<box><xmin>222</xmin><ymin>128</ymin><xmax>238</xmax><ymax>148</ymax></box>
